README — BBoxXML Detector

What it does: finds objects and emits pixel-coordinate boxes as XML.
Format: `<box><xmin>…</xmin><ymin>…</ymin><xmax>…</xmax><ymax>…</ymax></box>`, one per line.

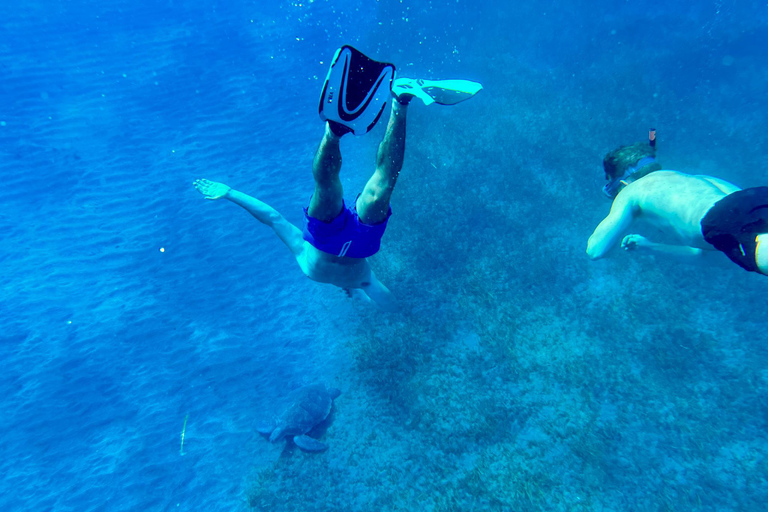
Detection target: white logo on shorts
<box><xmin>338</xmin><ymin>241</ymin><xmax>352</xmax><ymax>257</ymax></box>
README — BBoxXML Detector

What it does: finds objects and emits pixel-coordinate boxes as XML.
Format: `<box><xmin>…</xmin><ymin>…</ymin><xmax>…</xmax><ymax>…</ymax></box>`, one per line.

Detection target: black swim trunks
<box><xmin>701</xmin><ymin>186</ymin><xmax>768</xmax><ymax>273</ymax></box>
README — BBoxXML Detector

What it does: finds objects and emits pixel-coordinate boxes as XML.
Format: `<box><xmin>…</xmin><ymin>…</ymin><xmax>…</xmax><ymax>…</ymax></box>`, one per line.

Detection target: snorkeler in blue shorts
<box><xmin>194</xmin><ymin>46</ymin><xmax>482</xmax><ymax>309</ymax></box>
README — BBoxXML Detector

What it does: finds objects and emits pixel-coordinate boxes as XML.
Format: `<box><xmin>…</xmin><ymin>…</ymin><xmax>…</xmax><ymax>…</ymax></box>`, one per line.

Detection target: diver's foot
<box><xmin>391</xmin><ymin>79</ymin><xmax>417</xmax><ymax>105</ymax></box>
<box><xmin>193</xmin><ymin>178</ymin><xmax>231</xmax><ymax>200</ymax></box>
<box><xmin>391</xmin><ymin>78</ymin><xmax>483</xmax><ymax>106</ymax></box>
<box><xmin>327</xmin><ymin>120</ymin><xmax>352</xmax><ymax>138</ymax></box>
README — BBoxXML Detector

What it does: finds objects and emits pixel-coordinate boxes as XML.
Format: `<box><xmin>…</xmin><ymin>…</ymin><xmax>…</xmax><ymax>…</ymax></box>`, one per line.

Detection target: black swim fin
<box><xmin>318</xmin><ymin>46</ymin><xmax>395</xmax><ymax>136</ymax></box>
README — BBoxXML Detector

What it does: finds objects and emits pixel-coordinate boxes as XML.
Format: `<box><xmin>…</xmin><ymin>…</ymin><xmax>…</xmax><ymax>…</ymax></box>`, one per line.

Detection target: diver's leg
<box><xmin>757</xmin><ymin>233</ymin><xmax>768</xmax><ymax>275</ymax></box>
<box><xmin>355</xmin><ymin>101</ymin><xmax>408</xmax><ymax>224</ymax></box>
<box><xmin>308</xmin><ymin>123</ymin><xmax>344</xmax><ymax>222</ymax></box>
<box><xmin>193</xmin><ymin>179</ymin><xmax>304</xmax><ymax>257</ymax></box>
<box><xmin>362</xmin><ymin>271</ymin><xmax>398</xmax><ymax>312</ymax></box>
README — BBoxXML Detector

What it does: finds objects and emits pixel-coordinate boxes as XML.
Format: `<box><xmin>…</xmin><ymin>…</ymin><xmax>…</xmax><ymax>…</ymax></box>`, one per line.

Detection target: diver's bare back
<box><xmin>627</xmin><ymin>171</ymin><xmax>733</xmax><ymax>246</ymax></box>
<box><xmin>298</xmin><ymin>243</ymin><xmax>373</xmax><ymax>288</ymax></box>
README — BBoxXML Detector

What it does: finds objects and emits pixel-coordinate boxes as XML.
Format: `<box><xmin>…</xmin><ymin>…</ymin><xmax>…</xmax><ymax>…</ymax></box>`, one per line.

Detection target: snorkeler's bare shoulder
<box><xmin>586</xmin><ymin>190</ymin><xmax>638</xmax><ymax>259</ymax></box>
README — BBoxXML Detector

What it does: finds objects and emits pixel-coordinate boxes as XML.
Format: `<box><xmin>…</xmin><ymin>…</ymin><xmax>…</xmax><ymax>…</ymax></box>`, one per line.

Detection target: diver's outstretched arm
<box><xmin>193</xmin><ymin>179</ymin><xmax>304</xmax><ymax>258</ymax></box>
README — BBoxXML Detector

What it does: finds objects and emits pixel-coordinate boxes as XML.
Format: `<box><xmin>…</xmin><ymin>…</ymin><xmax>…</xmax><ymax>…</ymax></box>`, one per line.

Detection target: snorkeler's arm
<box><xmin>193</xmin><ymin>178</ymin><xmax>305</xmax><ymax>257</ymax></box>
<box><xmin>586</xmin><ymin>193</ymin><xmax>635</xmax><ymax>259</ymax></box>
<box><xmin>621</xmin><ymin>234</ymin><xmax>708</xmax><ymax>259</ymax></box>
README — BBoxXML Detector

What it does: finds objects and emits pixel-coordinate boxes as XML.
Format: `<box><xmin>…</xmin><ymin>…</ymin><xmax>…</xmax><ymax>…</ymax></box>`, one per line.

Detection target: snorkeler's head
<box><xmin>602</xmin><ymin>142</ymin><xmax>662</xmax><ymax>198</ymax></box>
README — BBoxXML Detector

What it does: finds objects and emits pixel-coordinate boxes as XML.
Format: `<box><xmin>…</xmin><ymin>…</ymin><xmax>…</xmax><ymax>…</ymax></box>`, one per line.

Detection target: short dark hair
<box><xmin>603</xmin><ymin>143</ymin><xmax>662</xmax><ymax>180</ymax></box>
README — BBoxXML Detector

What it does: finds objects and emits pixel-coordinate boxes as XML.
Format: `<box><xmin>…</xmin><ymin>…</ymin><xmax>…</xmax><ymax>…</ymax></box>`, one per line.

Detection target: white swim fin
<box><xmin>391</xmin><ymin>78</ymin><xmax>483</xmax><ymax>106</ymax></box>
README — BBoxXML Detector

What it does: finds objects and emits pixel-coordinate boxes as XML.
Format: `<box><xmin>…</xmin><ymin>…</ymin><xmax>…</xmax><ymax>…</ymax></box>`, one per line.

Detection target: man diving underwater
<box><xmin>587</xmin><ymin>131</ymin><xmax>768</xmax><ymax>276</ymax></box>
<box><xmin>194</xmin><ymin>46</ymin><xmax>482</xmax><ymax>309</ymax></box>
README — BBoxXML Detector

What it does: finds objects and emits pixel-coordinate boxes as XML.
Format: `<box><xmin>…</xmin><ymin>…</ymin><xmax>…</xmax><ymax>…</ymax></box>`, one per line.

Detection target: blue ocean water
<box><xmin>1</xmin><ymin>1</ymin><xmax>767</xmax><ymax>510</ymax></box>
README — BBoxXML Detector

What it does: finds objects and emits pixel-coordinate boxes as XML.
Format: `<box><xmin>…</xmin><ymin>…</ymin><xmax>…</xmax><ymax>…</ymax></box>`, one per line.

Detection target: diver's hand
<box><xmin>621</xmin><ymin>234</ymin><xmax>652</xmax><ymax>252</ymax></box>
<box><xmin>194</xmin><ymin>179</ymin><xmax>231</xmax><ymax>200</ymax></box>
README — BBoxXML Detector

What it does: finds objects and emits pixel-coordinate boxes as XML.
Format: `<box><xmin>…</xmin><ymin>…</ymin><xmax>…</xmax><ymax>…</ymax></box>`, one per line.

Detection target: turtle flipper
<box><xmin>255</xmin><ymin>422</ymin><xmax>274</xmax><ymax>435</ymax></box>
<box><xmin>269</xmin><ymin>427</ymin><xmax>286</xmax><ymax>442</ymax></box>
<box><xmin>293</xmin><ymin>435</ymin><xmax>329</xmax><ymax>452</ymax></box>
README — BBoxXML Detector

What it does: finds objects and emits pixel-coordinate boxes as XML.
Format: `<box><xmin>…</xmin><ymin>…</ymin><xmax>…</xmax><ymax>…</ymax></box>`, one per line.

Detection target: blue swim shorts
<box><xmin>303</xmin><ymin>199</ymin><xmax>391</xmax><ymax>258</ymax></box>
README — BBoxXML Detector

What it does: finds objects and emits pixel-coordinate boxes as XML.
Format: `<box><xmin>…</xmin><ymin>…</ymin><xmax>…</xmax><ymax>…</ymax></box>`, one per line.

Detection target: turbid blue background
<box><xmin>1</xmin><ymin>1</ymin><xmax>767</xmax><ymax>511</ymax></box>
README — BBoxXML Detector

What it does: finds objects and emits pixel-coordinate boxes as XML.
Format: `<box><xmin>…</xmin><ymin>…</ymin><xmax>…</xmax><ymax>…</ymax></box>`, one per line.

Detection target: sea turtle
<box><xmin>256</xmin><ymin>384</ymin><xmax>341</xmax><ymax>452</ymax></box>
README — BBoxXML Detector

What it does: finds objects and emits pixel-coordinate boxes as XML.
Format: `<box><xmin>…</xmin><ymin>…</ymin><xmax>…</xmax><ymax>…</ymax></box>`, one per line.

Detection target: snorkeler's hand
<box><xmin>193</xmin><ymin>179</ymin><xmax>231</xmax><ymax>200</ymax></box>
<box><xmin>621</xmin><ymin>234</ymin><xmax>652</xmax><ymax>252</ymax></box>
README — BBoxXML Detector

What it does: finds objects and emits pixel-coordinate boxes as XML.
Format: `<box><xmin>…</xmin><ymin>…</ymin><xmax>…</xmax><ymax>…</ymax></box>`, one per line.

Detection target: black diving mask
<box><xmin>602</xmin><ymin>156</ymin><xmax>656</xmax><ymax>199</ymax></box>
